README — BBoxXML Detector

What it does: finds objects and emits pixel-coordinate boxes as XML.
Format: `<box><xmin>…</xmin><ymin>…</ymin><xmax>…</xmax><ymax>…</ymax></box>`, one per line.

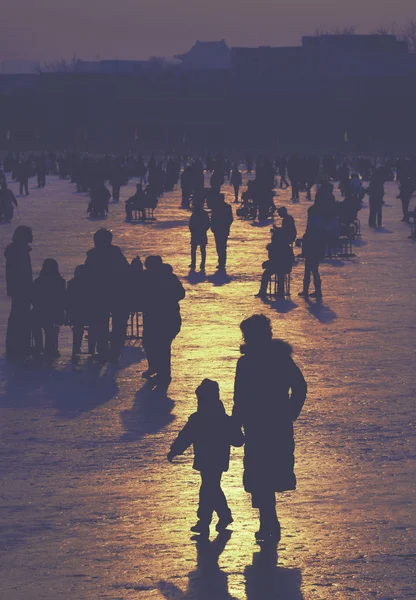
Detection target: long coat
<box><xmin>233</xmin><ymin>339</ymin><xmax>307</xmax><ymax>495</ymax></box>
<box><xmin>4</xmin><ymin>242</ymin><xmax>33</xmax><ymax>299</ymax></box>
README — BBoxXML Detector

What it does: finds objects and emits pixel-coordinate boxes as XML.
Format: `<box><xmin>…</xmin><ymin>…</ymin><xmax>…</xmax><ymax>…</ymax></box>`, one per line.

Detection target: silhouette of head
<box><xmin>12</xmin><ymin>225</ymin><xmax>33</xmax><ymax>244</ymax></box>
<box><xmin>240</xmin><ymin>314</ymin><xmax>272</xmax><ymax>347</ymax></box>
<box><xmin>196</xmin><ymin>379</ymin><xmax>220</xmax><ymax>411</ymax></box>
<box><xmin>40</xmin><ymin>258</ymin><xmax>60</xmax><ymax>277</ymax></box>
<box><xmin>277</xmin><ymin>207</ymin><xmax>287</xmax><ymax>218</ymax></box>
<box><xmin>131</xmin><ymin>256</ymin><xmax>143</xmax><ymax>273</ymax></box>
<box><xmin>93</xmin><ymin>228</ymin><xmax>113</xmax><ymax>249</ymax></box>
<box><xmin>144</xmin><ymin>255</ymin><xmax>163</xmax><ymax>271</ymax></box>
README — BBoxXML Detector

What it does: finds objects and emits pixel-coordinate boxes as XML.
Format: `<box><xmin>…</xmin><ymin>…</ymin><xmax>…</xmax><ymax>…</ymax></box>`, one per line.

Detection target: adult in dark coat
<box><xmin>365</xmin><ymin>169</ymin><xmax>385</xmax><ymax>228</ymax></box>
<box><xmin>141</xmin><ymin>256</ymin><xmax>185</xmax><ymax>388</ymax></box>
<box><xmin>189</xmin><ymin>201</ymin><xmax>210</xmax><ymax>271</ymax></box>
<box><xmin>84</xmin><ymin>229</ymin><xmax>130</xmax><ymax>362</ymax></box>
<box><xmin>210</xmin><ymin>194</ymin><xmax>233</xmax><ymax>270</ymax></box>
<box><xmin>4</xmin><ymin>226</ymin><xmax>33</xmax><ymax>360</ymax></box>
<box><xmin>31</xmin><ymin>259</ymin><xmax>66</xmax><ymax>358</ymax></box>
<box><xmin>233</xmin><ymin>315</ymin><xmax>307</xmax><ymax>541</ymax></box>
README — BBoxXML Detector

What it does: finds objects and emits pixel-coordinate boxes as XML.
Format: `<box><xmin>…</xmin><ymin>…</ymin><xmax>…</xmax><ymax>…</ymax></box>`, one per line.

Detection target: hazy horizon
<box><xmin>1</xmin><ymin>0</ymin><xmax>415</xmax><ymax>62</ymax></box>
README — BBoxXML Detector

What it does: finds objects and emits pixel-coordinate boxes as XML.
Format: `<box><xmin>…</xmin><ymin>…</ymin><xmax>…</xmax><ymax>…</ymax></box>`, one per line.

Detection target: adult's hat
<box><xmin>195</xmin><ymin>378</ymin><xmax>220</xmax><ymax>399</ymax></box>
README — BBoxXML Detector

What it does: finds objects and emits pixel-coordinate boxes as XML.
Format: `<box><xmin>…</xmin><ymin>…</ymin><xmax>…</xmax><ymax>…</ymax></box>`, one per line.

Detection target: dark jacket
<box><xmin>84</xmin><ymin>245</ymin><xmax>130</xmax><ymax>312</ymax></box>
<box><xmin>142</xmin><ymin>266</ymin><xmax>185</xmax><ymax>342</ymax></box>
<box><xmin>170</xmin><ymin>400</ymin><xmax>244</xmax><ymax>472</ymax></box>
<box><xmin>32</xmin><ymin>275</ymin><xmax>66</xmax><ymax>326</ymax></box>
<box><xmin>211</xmin><ymin>202</ymin><xmax>233</xmax><ymax>237</ymax></box>
<box><xmin>233</xmin><ymin>339</ymin><xmax>307</xmax><ymax>493</ymax></box>
<box><xmin>66</xmin><ymin>275</ymin><xmax>91</xmax><ymax>325</ymax></box>
<box><xmin>4</xmin><ymin>242</ymin><xmax>33</xmax><ymax>298</ymax></box>
<box><xmin>189</xmin><ymin>209</ymin><xmax>210</xmax><ymax>246</ymax></box>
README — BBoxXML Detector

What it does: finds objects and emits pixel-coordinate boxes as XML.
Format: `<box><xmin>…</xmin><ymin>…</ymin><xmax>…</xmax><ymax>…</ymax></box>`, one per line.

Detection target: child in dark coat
<box><xmin>168</xmin><ymin>379</ymin><xmax>244</xmax><ymax>536</ymax></box>
<box><xmin>31</xmin><ymin>258</ymin><xmax>66</xmax><ymax>358</ymax></box>
<box><xmin>66</xmin><ymin>264</ymin><xmax>91</xmax><ymax>359</ymax></box>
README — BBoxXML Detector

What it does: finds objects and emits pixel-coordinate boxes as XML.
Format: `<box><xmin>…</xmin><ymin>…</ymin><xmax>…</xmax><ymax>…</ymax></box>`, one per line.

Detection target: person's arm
<box><xmin>288</xmin><ymin>358</ymin><xmax>307</xmax><ymax>421</ymax></box>
<box><xmin>167</xmin><ymin>416</ymin><xmax>195</xmax><ymax>461</ymax></box>
<box><xmin>232</xmin><ymin>358</ymin><xmax>246</xmax><ymax>427</ymax></box>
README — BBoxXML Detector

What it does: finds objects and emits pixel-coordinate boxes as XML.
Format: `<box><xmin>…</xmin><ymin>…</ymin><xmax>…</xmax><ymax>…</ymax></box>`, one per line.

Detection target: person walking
<box><xmin>210</xmin><ymin>194</ymin><xmax>233</xmax><ymax>270</ymax></box>
<box><xmin>168</xmin><ymin>379</ymin><xmax>244</xmax><ymax>536</ymax></box>
<box><xmin>232</xmin><ymin>315</ymin><xmax>307</xmax><ymax>542</ymax></box>
<box><xmin>141</xmin><ymin>256</ymin><xmax>185</xmax><ymax>389</ymax></box>
<box><xmin>189</xmin><ymin>200</ymin><xmax>210</xmax><ymax>272</ymax></box>
<box><xmin>4</xmin><ymin>226</ymin><xmax>33</xmax><ymax>361</ymax></box>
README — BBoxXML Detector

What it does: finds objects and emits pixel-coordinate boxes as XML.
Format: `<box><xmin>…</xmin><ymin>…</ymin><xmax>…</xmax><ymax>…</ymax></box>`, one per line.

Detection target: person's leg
<box><xmin>369</xmin><ymin>203</ymin><xmax>376</xmax><ymax>226</ymax></box>
<box><xmin>72</xmin><ymin>325</ymin><xmax>84</xmax><ymax>357</ymax></box>
<box><xmin>257</xmin><ymin>491</ymin><xmax>280</xmax><ymax>539</ymax></box>
<box><xmin>96</xmin><ymin>313</ymin><xmax>109</xmax><ymax>362</ymax></box>
<box><xmin>19</xmin><ymin>182</ymin><xmax>23</xmax><ymax>195</ymax></box>
<box><xmin>377</xmin><ymin>205</ymin><xmax>382</xmax><ymax>228</ymax></box>
<box><xmin>44</xmin><ymin>324</ymin><xmax>59</xmax><ymax>357</ymax></box>
<box><xmin>190</xmin><ymin>244</ymin><xmax>197</xmax><ymax>269</ymax></box>
<box><xmin>311</xmin><ymin>262</ymin><xmax>322</xmax><ymax>296</ymax></box>
<box><xmin>211</xmin><ymin>472</ymin><xmax>232</xmax><ymax>525</ymax></box>
<box><xmin>301</xmin><ymin>260</ymin><xmax>312</xmax><ymax>295</ymax></box>
<box><xmin>110</xmin><ymin>310</ymin><xmax>128</xmax><ymax>361</ymax></box>
<box><xmin>25</xmin><ymin>181</ymin><xmax>29</xmax><ymax>196</ymax></box>
<box><xmin>32</xmin><ymin>323</ymin><xmax>44</xmax><ymax>355</ymax></box>
<box><xmin>196</xmin><ymin>471</ymin><xmax>215</xmax><ymax>527</ymax></box>
<box><xmin>277</xmin><ymin>272</ymin><xmax>285</xmax><ymax>297</ymax></box>
<box><xmin>258</xmin><ymin>268</ymin><xmax>271</xmax><ymax>295</ymax></box>
<box><xmin>6</xmin><ymin>297</ymin><xmax>32</xmax><ymax>359</ymax></box>
<box><xmin>200</xmin><ymin>245</ymin><xmax>206</xmax><ymax>270</ymax></box>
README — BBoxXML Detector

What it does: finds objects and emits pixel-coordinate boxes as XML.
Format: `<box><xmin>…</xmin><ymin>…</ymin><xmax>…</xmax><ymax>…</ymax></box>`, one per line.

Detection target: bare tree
<box><xmin>35</xmin><ymin>55</ymin><xmax>78</xmax><ymax>74</ymax></box>
<box><xmin>374</xmin><ymin>18</ymin><xmax>416</xmax><ymax>52</ymax></box>
<box><xmin>314</xmin><ymin>25</ymin><xmax>356</xmax><ymax>36</ymax></box>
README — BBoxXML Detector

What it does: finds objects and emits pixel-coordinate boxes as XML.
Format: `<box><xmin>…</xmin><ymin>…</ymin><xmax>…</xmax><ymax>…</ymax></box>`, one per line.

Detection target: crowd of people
<box><xmin>2</xmin><ymin>149</ymin><xmax>415</xmax><ymax>540</ymax></box>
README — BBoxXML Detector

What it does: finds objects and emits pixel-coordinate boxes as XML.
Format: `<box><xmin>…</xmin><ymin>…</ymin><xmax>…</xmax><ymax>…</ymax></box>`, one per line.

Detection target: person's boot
<box><xmin>216</xmin><ymin>515</ymin><xmax>233</xmax><ymax>532</ymax></box>
<box><xmin>190</xmin><ymin>520</ymin><xmax>210</xmax><ymax>536</ymax></box>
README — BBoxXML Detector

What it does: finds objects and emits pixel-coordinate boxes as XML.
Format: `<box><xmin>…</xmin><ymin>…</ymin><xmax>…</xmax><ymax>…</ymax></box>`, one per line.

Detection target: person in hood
<box><xmin>233</xmin><ymin>315</ymin><xmax>307</xmax><ymax>542</ymax></box>
<box><xmin>31</xmin><ymin>258</ymin><xmax>66</xmax><ymax>358</ymax></box>
<box><xmin>5</xmin><ymin>226</ymin><xmax>33</xmax><ymax>360</ymax></box>
<box><xmin>66</xmin><ymin>264</ymin><xmax>92</xmax><ymax>360</ymax></box>
<box><xmin>168</xmin><ymin>379</ymin><xmax>244</xmax><ymax>536</ymax></box>
<box><xmin>141</xmin><ymin>256</ymin><xmax>185</xmax><ymax>388</ymax></box>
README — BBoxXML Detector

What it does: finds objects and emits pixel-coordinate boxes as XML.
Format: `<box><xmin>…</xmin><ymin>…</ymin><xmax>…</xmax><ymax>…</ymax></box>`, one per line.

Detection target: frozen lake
<box><xmin>0</xmin><ymin>173</ymin><xmax>415</xmax><ymax>599</ymax></box>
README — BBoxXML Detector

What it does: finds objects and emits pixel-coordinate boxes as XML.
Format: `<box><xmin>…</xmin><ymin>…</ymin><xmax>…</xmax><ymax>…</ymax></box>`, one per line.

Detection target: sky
<box><xmin>0</xmin><ymin>0</ymin><xmax>415</xmax><ymax>62</ymax></box>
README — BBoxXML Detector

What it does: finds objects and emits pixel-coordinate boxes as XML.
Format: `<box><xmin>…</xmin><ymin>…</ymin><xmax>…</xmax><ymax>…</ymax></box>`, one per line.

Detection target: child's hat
<box><xmin>196</xmin><ymin>378</ymin><xmax>219</xmax><ymax>398</ymax></box>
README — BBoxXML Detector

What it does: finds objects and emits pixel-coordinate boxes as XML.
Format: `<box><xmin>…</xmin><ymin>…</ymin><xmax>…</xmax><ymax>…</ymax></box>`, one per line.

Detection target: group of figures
<box><xmin>2</xmin><ymin>149</ymin><xmax>415</xmax><ymax>542</ymax></box>
<box><xmin>5</xmin><ymin>226</ymin><xmax>184</xmax><ymax>389</ymax></box>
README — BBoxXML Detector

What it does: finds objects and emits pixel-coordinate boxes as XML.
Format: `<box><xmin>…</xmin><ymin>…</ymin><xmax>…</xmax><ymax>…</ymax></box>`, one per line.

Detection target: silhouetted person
<box><xmin>129</xmin><ymin>256</ymin><xmax>144</xmax><ymax>313</ymax></box>
<box><xmin>35</xmin><ymin>156</ymin><xmax>46</xmax><ymax>188</ymax></box>
<box><xmin>0</xmin><ymin>181</ymin><xmax>18</xmax><ymax>222</ymax></box>
<box><xmin>31</xmin><ymin>259</ymin><xmax>66</xmax><ymax>359</ymax></box>
<box><xmin>277</xmin><ymin>207</ymin><xmax>297</xmax><ymax>245</ymax></box>
<box><xmin>210</xmin><ymin>194</ymin><xmax>233</xmax><ymax>270</ymax></box>
<box><xmin>84</xmin><ymin>229</ymin><xmax>130</xmax><ymax>363</ymax></box>
<box><xmin>189</xmin><ymin>201</ymin><xmax>210</xmax><ymax>271</ymax></box>
<box><xmin>66</xmin><ymin>264</ymin><xmax>92</xmax><ymax>360</ymax></box>
<box><xmin>5</xmin><ymin>226</ymin><xmax>33</xmax><ymax>361</ymax></box>
<box><xmin>398</xmin><ymin>176</ymin><xmax>414</xmax><ymax>222</ymax></box>
<box><xmin>126</xmin><ymin>184</ymin><xmax>146</xmax><ymax>221</ymax></box>
<box><xmin>141</xmin><ymin>256</ymin><xmax>185</xmax><ymax>388</ymax></box>
<box><xmin>230</xmin><ymin>166</ymin><xmax>243</xmax><ymax>202</ymax></box>
<box><xmin>88</xmin><ymin>181</ymin><xmax>111</xmax><ymax>218</ymax></box>
<box><xmin>17</xmin><ymin>161</ymin><xmax>30</xmax><ymax>196</ymax></box>
<box><xmin>298</xmin><ymin>194</ymin><xmax>328</xmax><ymax>299</ymax></box>
<box><xmin>233</xmin><ymin>315</ymin><xmax>307</xmax><ymax>542</ymax></box>
<box><xmin>366</xmin><ymin>169</ymin><xmax>385</xmax><ymax>228</ymax></box>
<box><xmin>256</xmin><ymin>228</ymin><xmax>294</xmax><ymax>298</ymax></box>
<box><xmin>168</xmin><ymin>379</ymin><xmax>244</xmax><ymax>536</ymax></box>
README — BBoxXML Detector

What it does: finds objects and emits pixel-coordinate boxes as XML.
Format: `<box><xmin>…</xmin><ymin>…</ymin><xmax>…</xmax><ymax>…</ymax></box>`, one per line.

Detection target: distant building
<box><xmin>301</xmin><ymin>35</ymin><xmax>416</xmax><ymax>77</ymax></box>
<box><xmin>174</xmin><ymin>40</ymin><xmax>231</xmax><ymax>70</ymax></box>
<box><xmin>231</xmin><ymin>46</ymin><xmax>301</xmax><ymax>79</ymax></box>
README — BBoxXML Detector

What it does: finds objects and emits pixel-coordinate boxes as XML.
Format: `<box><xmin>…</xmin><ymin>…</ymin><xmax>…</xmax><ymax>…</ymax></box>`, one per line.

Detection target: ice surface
<box><xmin>0</xmin><ymin>174</ymin><xmax>415</xmax><ymax>599</ymax></box>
